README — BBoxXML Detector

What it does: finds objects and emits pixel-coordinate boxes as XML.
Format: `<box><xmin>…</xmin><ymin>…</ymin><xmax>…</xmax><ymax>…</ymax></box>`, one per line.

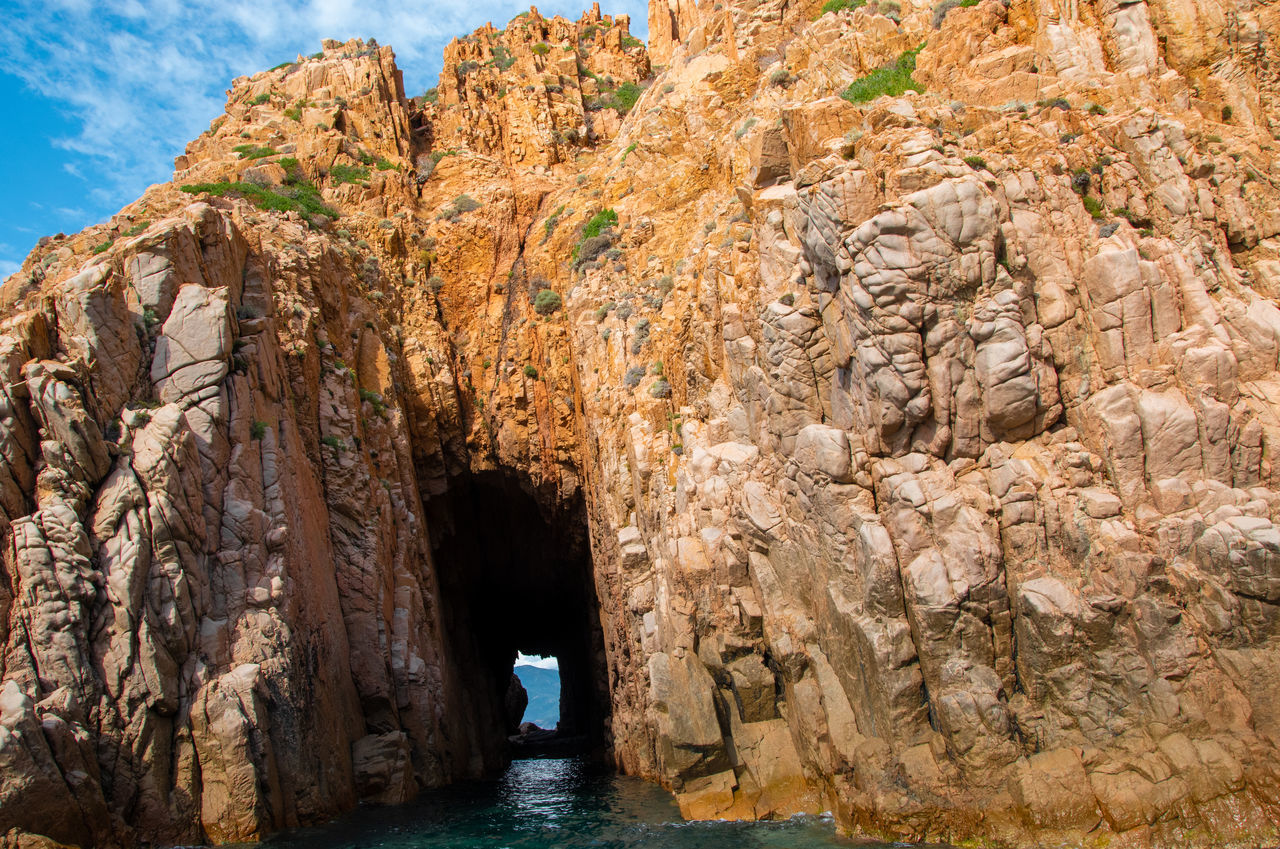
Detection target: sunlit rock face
<box><xmin>3</xmin><ymin>0</ymin><xmax>1280</xmax><ymax>845</ymax></box>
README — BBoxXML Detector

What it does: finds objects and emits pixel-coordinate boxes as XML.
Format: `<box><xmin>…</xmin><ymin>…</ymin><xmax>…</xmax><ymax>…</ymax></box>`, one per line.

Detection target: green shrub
<box><xmin>92</xmin><ymin>240</ymin><xmax>114</xmax><ymax>255</ymax></box>
<box><xmin>180</xmin><ymin>180</ymin><xmax>339</xmax><ymax>219</ymax></box>
<box><xmin>1082</xmin><ymin>195</ymin><xmax>1104</xmax><ymax>219</ymax></box>
<box><xmin>531</xmin><ymin>41</ymin><xmax>550</xmax><ymax>55</ymax></box>
<box><xmin>427</xmin><ymin>275</ymin><xmax>445</xmax><ymax>293</ymax></box>
<box><xmin>278</xmin><ymin>156</ymin><xmax>301</xmax><ymax>179</ymax></box>
<box><xmin>489</xmin><ymin>45</ymin><xmax>516</xmax><ymax>70</ymax></box>
<box><xmin>1070</xmin><ymin>169</ymin><xmax>1091</xmax><ymax>195</ymax></box>
<box><xmin>649</xmin><ymin>379</ymin><xmax>671</xmax><ymax>398</ymax></box>
<box><xmin>420</xmin><ymin>87</ymin><xmax>439</xmax><ymax>103</ymax></box>
<box><xmin>622</xmin><ymin>34</ymin><xmax>643</xmax><ymax>49</ymax></box>
<box><xmin>587</xmin><ymin>80</ymin><xmax>644</xmax><ymax>114</ymax></box>
<box><xmin>840</xmin><ymin>45</ymin><xmax>925</xmax><ymax>104</ymax></box>
<box><xmin>963</xmin><ymin>155</ymin><xmax>987</xmax><ymax>169</ymax></box>
<box><xmin>575</xmin><ymin>234</ymin><xmax>613</xmax><ymax>265</ymax></box>
<box><xmin>232</xmin><ymin>144</ymin><xmax>279</xmax><ymax>159</ymax></box>
<box><xmin>1087</xmin><ymin>103</ymin><xmax>1108</xmax><ymax>115</ymax></box>
<box><xmin>321</xmin><ymin>435</ymin><xmax>344</xmax><ymax>451</ymax></box>
<box><xmin>533</xmin><ymin>289</ymin><xmax>562</xmax><ymax>315</ymax></box>
<box><xmin>357</xmin><ymin>150</ymin><xmax>401</xmax><ymax>171</ymax></box>
<box><xmin>768</xmin><ymin>68</ymin><xmax>795</xmax><ymax>86</ymax></box>
<box><xmin>875</xmin><ymin>0</ymin><xmax>902</xmax><ymax>20</ymax></box>
<box><xmin>436</xmin><ymin>194</ymin><xmax>481</xmax><ymax>221</ymax></box>
<box><xmin>359</xmin><ymin>388</ymin><xmax>387</xmax><ymax>416</ymax></box>
<box><xmin>817</xmin><ymin>0</ymin><xmax>866</xmax><ymax>16</ymax></box>
<box><xmin>283</xmin><ymin>101</ymin><xmax>303</xmax><ymax>121</ymax></box>
<box><xmin>250</xmin><ymin>420</ymin><xmax>268</xmax><ymax>440</ymax></box>
<box><xmin>624</xmin><ymin>365</ymin><xmax>645</xmax><ymax>387</ymax></box>
<box><xmin>249</xmin><ymin>92</ymin><xmax>270</xmax><ymax>105</ymax></box>
<box><xmin>543</xmin><ymin>204</ymin><xmax>566</xmax><ymax>240</ymax></box>
<box><xmin>1111</xmin><ymin>207</ymin><xmax>1145</xmax><ymax>226</ymax></box>
<box><xmin>331</xmin><ymin>163</ymin><xmax>371</xmax><ymax>185</ymax></box>
<box><xmin>122</xmin><ymin>220</ymin><xmax>150</xmax><ymax>238</ymax></box>
<box><xmin>614</xmin><ymin>81</ymin><xmax>643</xmax><ymax>113</ymax></box>
<box><xmin>1221</xmin><ymin>105</ymin><xmax>1233</xmax><ymax>122</ymax></box>
<box><xmin>523</xmin><ymin>364</ymin><xmax>539</xmax><ymax>378</ymax></box>
<box><xmin>582</xmin><ymin>208</ymin><xmax>618</xmax><ymax>240</ymax></box>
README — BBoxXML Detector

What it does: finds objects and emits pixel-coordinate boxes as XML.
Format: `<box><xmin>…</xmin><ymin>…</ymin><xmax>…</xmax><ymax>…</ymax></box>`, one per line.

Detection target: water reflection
<box><xmin>256</xmin><ymin>757</ymin><xmax>878</xmax><ymax>849</ymax></box>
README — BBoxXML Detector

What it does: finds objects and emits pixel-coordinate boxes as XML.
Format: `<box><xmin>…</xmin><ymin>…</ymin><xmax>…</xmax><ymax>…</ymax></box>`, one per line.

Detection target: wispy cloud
<box><xmin>515</xmin><ymin>652</ymin><xmax>560</xmax><ymax>670</ymax></box>
<box><xmin>0</xmin><ymin>0</ymin><xmax>647</xmax><ymax>217</ymax></box>
<box><xmin>0</xmin><ymin>260</ymin><xmax>20</xmax><ymax>279</ymax></box>
<box><xmin>0</xmin><ymin>0</ymin><xmax>646</xmax><ymax>278</ymax></box>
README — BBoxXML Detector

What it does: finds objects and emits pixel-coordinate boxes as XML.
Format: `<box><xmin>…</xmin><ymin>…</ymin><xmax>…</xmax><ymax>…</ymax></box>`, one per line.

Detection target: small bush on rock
<box><xmin>840</xmin><ymin>45</ymin><xmax>924</xmax><ymax>104</ymax></box>
<box><xmin>817</xmin><ymin>0</ymin><xmax>866</xmax><ymax>15</ymax></box>
<box><xmin>533</xmin><ymin>289</ymin><xmax>562</xmax><ymax>315</ymax></box>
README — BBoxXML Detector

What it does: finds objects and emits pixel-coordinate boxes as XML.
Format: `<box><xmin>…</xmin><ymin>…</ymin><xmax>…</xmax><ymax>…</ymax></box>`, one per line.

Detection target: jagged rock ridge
<box><xmin>2</xmin><ymin>0</ymin><xmax>1280</xmax><ymax>846</ymax></box>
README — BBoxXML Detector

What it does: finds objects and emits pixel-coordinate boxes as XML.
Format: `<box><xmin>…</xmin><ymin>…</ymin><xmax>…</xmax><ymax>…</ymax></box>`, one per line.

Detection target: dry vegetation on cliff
<box><xmin>3</xmin><ymin>0</ymin><xmax>1280</xmax><ymax>846</ymax></box>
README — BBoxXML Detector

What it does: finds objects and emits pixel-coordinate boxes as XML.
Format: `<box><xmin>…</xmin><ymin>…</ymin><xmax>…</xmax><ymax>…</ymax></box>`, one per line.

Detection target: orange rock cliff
<box><xmin>3</xmin><ymin>0</ymin><xmax>1280</xmax><ymax>845</ymax></box>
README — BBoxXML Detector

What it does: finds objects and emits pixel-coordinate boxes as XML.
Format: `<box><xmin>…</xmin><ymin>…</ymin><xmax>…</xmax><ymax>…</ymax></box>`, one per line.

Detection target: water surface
<box><xmin>262</xmin><ymin>757</ymin><xmax>873</xmax><ymax>848</ymax></box>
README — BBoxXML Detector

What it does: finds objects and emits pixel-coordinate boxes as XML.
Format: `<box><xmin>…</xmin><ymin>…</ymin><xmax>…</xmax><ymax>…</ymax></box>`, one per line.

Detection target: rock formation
<box><xmin>3</xmin><ymin>0</ymin><xmax>1280</xmax><ymax>845</ymax></box>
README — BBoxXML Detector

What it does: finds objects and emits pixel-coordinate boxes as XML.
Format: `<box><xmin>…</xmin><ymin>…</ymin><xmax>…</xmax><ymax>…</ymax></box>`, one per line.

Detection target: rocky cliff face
<box><xmin>3</xmin><ymin>0</ymin><xmax>1280</xmax><ymax>845</ymax></box>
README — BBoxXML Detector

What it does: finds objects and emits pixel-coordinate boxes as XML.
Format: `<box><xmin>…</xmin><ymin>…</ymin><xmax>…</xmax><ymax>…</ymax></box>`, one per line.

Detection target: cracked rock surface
<box><xmin>4</xmin><ymin>0</ymin><xmax>1280</xmax><ymax>845</ymax></box>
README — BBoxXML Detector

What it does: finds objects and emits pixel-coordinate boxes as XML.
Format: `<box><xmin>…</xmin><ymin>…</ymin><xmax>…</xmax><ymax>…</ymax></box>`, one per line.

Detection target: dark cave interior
<box><xmin>427</xmin><ymin>470</ymin><xmax>611</xmax><ymax>772</ymax></box>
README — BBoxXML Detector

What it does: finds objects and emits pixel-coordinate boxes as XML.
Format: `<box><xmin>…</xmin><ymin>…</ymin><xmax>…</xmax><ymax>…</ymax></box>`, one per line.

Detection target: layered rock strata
<box><xmin>3</xmin><ymin>0</ymin><xmax>1280</xmax><ymax>846</ymax></box>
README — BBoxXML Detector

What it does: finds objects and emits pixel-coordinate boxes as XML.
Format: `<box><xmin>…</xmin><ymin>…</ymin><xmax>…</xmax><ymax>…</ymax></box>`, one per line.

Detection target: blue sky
<box><xmin>0</xmin><ymin>0</ymin><xmax>649</xmax><ymax>279</ymax></box>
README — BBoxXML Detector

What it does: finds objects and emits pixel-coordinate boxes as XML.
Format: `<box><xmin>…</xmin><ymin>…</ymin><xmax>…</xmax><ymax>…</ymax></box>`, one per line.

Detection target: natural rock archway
<box><xmin>426</xmin><ymin>470</ymin><xmax>610</xmax><ymax>770</ymax></box>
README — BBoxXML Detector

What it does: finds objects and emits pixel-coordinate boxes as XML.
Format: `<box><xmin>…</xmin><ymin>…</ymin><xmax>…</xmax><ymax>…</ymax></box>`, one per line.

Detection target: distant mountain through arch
<box><xmin>514</xmin><ymin>659</ymin><xmax>562</xmax><ymax>729</ymax></box>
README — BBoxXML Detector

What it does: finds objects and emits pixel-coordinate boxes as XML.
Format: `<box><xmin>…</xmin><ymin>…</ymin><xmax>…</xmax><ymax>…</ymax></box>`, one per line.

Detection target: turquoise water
<box><xmin>261</xmin><ymin>757</ymin><xmax>870</xmax><ymax>848</ymax></box>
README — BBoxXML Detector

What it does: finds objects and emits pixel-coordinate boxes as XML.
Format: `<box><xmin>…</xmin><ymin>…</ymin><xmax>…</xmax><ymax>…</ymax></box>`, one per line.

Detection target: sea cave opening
<box><xmin>426</xmin><ymin>470</ymin><xmax>610</xmax><ymax>773</ymax></box>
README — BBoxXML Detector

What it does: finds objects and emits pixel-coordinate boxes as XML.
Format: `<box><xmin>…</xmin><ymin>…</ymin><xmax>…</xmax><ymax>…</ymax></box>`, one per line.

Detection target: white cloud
<box><xmin>1</xmin><ymin>0</ymin><xmax>648</xmax><ymax>229</ymax></box>
<box><xmin>0</xmin><ymin>260</ymin><xmax>21</xmax><ymax>279</ymax></box>
<box><xmin>515</xmin><ymin>652</ymin><xmax>559</xmax><ymax>670</ymax></box>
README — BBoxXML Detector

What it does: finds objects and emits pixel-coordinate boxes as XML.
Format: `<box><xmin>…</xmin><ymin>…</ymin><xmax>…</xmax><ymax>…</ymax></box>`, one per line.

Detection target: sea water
<box><xmin>259</xmin><ymin>756</ymin><xmax>878</xmax><ymax>848</ymax></box>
